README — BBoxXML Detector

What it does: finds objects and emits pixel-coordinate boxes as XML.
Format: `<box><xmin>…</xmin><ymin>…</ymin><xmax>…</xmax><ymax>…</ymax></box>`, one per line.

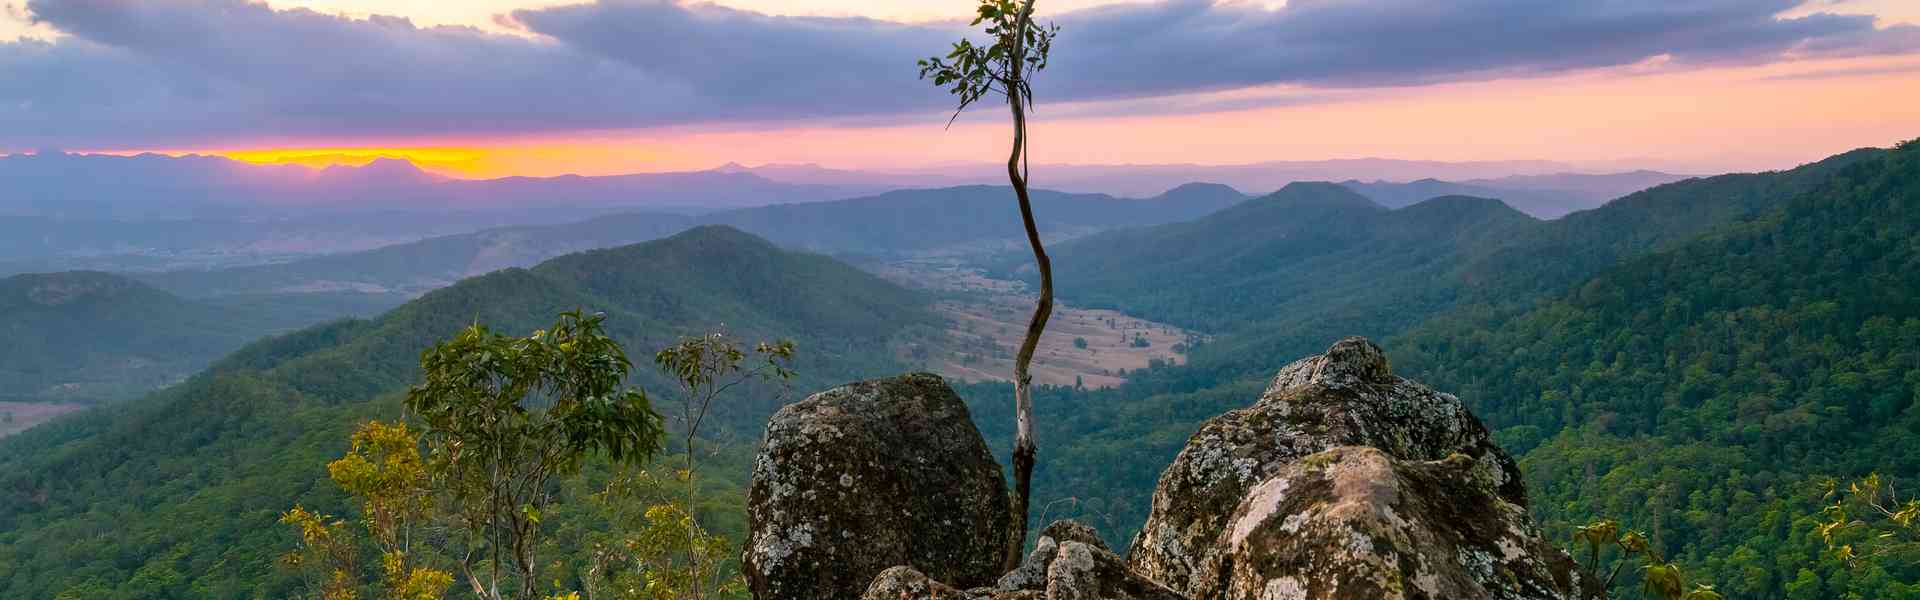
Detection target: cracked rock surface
<box><xmin>1197</xmin><ymin>446</ymin><xmax>1600</xmax><ymax>600</ymax></box>
<box><xmin>1126</xmin><ymin>337</ymin><xmax>1528</xmax><ymax>595</ymax></box>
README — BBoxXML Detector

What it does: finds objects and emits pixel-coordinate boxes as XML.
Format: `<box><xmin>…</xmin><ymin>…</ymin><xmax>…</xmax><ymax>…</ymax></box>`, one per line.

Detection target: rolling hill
<box><xmin>137</xmin><ymin>212</ymin><xmax>698</xmax><ymax>301</ymax></box>
<box><xmin>1029</xmin><ymin>183</ymin><xmax>1536</xmax><ymax>359</ymax></box>
<box><xmin>1030</xmin><ymin>148</ymin><xmax>1885</xmax><ymax>385</ymax></box>
<box><xmin>0</xmin><ymin>271</ymin><xmax>312</xmax><ymax>404</ymax></box>
<box><xmin>0</xmin><ymin>226</ymin><xmax>938</xmax><ymax>598</ymax></box>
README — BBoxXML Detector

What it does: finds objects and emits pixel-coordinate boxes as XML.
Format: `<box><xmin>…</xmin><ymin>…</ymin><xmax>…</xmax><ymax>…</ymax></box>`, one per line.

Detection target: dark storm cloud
<box><xmin>2</xmin><ymin>0</ymin><xmax>1916</xmax><ymax>149</ymax></box>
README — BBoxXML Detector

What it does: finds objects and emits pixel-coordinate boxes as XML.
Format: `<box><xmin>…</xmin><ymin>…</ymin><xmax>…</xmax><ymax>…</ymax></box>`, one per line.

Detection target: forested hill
<box><xmin>1033</xmin><ymin>148</ymin><xmax>1887</xmax><ymax>390</ymax></box>
<box><xmin>0</xmin><ymin>271</ymin><xmax>311</xmax><ymax>403</ymax></box>
<box><xmin>951</xmin><ymin>144</ymin><xmax>1910</xmax><ymax>589</ymax></box>
<box><xmin>1038</xmin><ymin>181</ymin><xmax>1532</xmax><ymax>335</ymax></box>
<box><xmin>1388</xmin><ymin>140</ymin><xmax>1920</xmax><ymax>598</ymax></box>
<box><xmin>0</xmin><ymin>226</ymin><xmax>937</xmax><ymax>598</ymax></box>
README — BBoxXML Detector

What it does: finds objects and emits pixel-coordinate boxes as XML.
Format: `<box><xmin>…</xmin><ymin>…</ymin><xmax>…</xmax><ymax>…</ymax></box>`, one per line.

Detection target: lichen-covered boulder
<box><xmin>868</xmin><ymin>520</ymin><xmax>1186</xmax><ymax>600</ymax></box>
<box><xmin>1127</xmin><ymin>337</ymin><xmax>1525</xmax><ymax>594</ymax></box>
<box><xmin>861</xmin><ymin>566</ymin><xmax>979</xmax><ymax>600</ymax></box>
<box><xmin>746</xmin><ymin>373</ymin><xmax>1015</xmax><ymax>600</ymax></box>
<box><xmin>1196</xmin><ymin>446</ymin><xmax>1599</xmax><ymax>600</ymax></box>
<box><xmin>1042</xmin><ymin>541</ymin><xmax>1189</xmax><ymax>600</ymax></box>
<box><xmin>996</xmin><ymin>521</ymin><xmax>1093</xmax><ymax>594</ymax></box>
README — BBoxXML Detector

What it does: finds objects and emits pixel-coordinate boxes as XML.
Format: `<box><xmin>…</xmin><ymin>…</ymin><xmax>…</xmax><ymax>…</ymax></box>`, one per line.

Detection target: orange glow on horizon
<box><xmin>125</xmin><ymin>143</ymin><xmax>679</xmax><ymax>179</ymax></box>
<box><xmin>219</xmin><ymin>147</ymin><xmax>490</xmax><ymax>176</ymax></box>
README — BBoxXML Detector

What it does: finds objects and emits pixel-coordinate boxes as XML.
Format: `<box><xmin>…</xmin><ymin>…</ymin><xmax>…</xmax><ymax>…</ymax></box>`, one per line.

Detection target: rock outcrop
<box><xmin>1198</xmin><ymin>446</ymin><xmax>1596</xmax><ymax>599</ymax></box>
<box><xmin>745</xmin><ymin>373</ymin><xmax>1015</xmax><ymax>600</ymax></box>
<box><xmin>756</xmin><ymin>338</ymin><xmax>1596</xmax><ymax>600</ymax></box>
<box><xmin>1126</xmin><ymin>337</ymin><xmax>1528</xmax><ymax>594</ymax></box>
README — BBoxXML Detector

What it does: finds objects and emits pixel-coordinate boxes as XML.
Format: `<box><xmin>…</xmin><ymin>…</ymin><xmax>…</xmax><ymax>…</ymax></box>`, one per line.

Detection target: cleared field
<box><xmin>877</xmin><ymin>257</ymin><xmax>1205</xmax><ymax>389</ymax></box>
<box><xmin>930</xmin><ymin>298</ymin><xmax>1200</xmax><ymax>389</ymax></box>
<box><xmin>0</xmin><ymin>402</ymin><xmax>86</xmax><ymax>439</ymax></box>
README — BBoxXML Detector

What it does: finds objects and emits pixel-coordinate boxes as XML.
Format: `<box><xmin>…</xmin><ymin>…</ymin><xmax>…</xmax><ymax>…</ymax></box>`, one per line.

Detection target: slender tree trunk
<box><xmin>686</xmin><ymin>423</ymin><xmax>702</xmax><ymax>600</ymax></box>
<box><xmin>1004</xmin><ymin>0</ymin><xmax>1053</xmax><ymax>569</ymax></box>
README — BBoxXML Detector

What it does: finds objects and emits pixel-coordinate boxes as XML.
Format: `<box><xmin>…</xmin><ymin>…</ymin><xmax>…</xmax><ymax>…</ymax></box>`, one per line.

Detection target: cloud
<box><xmin>505</xmin><ymin>1</ymin><xmax>954</xmax><ymax>119</ymax></box>
<box><xmin>3</xmin><ymin>0</ymin><xmax>694</xmax><ymax>149</ymax></box>
<box><xmin>3</xmin><ymin>0</ymin><xmax>1917</xmax><ymax>149</ymax></box>
<box><xmin>1045</xmin><ymin>0</ymin><xmax>1920</xmax><ymax>97</ymax></box>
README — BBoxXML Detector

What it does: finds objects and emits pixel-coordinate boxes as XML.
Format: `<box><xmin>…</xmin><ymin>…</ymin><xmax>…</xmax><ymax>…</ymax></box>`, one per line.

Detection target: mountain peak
<box><xmin>1155</xmin><ymin>182</ymin><xmax>1245</xmax><ymax>201</ymax></box>
<box><xmin>317</xmin><ymin>157</ymin><xmax>436</xmax><ymax>184</ymax></box>
<box><xmin>1396</xmin><ymin>194</ymin><xmax>1533</xmax><ymax>224</ymax></box>
<box><xmin>1267</xmin><ymin>181</ymin><xmax>1384</xmax><ymax>210</ymax></box>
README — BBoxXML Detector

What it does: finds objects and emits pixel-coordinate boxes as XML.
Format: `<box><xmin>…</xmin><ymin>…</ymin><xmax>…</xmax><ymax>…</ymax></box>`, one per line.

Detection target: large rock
<box><xmin>745</xmin><ymin>373</ymin><xmax>1015</xmax><ymax>600</ymax></box>
<box><xmin>1197</xmin><ymin>447</ymin><xmax>1599</xmax><ymax>599</ymax></box>
<box><xmin>1127</xmin><ymin>337</ymin><xmax>1527</xmax><ymax>595</ymax></box>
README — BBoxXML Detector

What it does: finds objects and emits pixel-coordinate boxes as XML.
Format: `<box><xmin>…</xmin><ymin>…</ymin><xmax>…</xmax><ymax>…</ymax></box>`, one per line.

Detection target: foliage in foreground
<box><xmin>282</xmin><ymin>313</ymin><xmax>793</xmax><ymax>600</ymax></box>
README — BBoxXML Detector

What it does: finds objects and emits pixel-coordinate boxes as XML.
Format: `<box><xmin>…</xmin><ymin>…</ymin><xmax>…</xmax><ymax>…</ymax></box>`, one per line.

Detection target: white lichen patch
<box><xmin>751</xmin><ymin>522</ymin><xmax>816</xmax><ymax>576</ymax></box>
<box><xmin>1260</xmin><ymin>576</ymin><xmax>1308</xmax><ymax>600</ymax></box>
<box><xmin>1231</xmin><ymin>476</ymin><xmax>1292</xmax><ymax>547</ymax></box>
<box><xmin>1280</xmin><ymin>513</ymin><xmax>1309</xmax><ymax>534</ymax></box>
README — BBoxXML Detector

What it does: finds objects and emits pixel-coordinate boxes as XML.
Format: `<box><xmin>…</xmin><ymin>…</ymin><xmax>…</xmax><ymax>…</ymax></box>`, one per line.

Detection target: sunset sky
<box><xmin>4</xmin><ymin>0</ymin><xmax>1920</xmax><ymax>177</ymax></box>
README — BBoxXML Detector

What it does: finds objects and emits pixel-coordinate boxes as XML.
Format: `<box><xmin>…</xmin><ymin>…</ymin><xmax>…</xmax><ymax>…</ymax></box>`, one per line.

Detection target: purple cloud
<box><xmin>2</xmin><ymin>0</ymin><xmax>1915</xmax><ymax>149</ymax></box>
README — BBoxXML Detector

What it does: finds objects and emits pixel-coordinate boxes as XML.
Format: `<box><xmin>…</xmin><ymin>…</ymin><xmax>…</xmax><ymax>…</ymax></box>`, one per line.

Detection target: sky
<box><xmin>4</xmin><ymin>0</ymin><xmax>1920</xmax><ymax>177</ymax></box>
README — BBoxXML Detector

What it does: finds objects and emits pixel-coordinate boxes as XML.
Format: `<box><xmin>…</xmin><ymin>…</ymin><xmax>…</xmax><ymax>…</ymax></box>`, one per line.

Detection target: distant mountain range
<box><xmin>134</xmin><ymin>182</ymin><xmax>1250</xmax><ymax>304</ymax></box>
<box><xmin>0</xmin><ymin>153</ymin><xmax>873</xmax><ymax>220</ymax></box>
<box><xmin>0</xmin><ymin>153</ymin><xmax>884</xmax><ymax>268</ymax></box>
<box><xmin>838</xmin><ymin>158</ymin><xmax>1688</xmax><ymax>199</ymax></box>
<box><xmin>0</xmin><ymin>153</ymin><xmax>1683</xmax><ymax>257</ymax></box>
<box><xmin>1339</xmin><ymin>169</ymin><xmax>1692</xmax><ymax>218</ymax></box>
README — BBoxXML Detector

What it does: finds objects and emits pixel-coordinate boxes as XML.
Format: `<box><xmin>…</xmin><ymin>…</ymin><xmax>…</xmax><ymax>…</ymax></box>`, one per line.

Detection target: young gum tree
<box><xmin>919</xmin><ymin>0</ymin><xmax>1060</xmax><ymax>562</ymax></box>
<box><xmin>654</xmin><ymin>333</ymin><xmax>794</xmax><ymax>600</ymax></box>
<box><xmin>405</xmin><ymin>310</ymin><xmax>664</xmax><ymax>600</ymax></box>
